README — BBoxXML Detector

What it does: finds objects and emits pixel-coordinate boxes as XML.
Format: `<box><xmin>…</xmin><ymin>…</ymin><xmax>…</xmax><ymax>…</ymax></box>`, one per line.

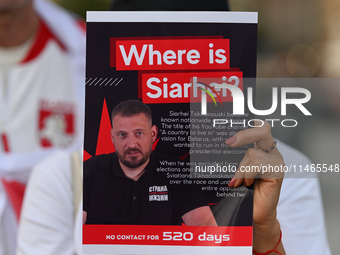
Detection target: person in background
<box><xmin>0</xmin><ymin>0</ymin><xmax>85</xmax><ymax>254</ymax></box>
<box><xmin>17</xmin><ymin>0</ymin><xmax>331</xmax><ymax>254</ymax></box>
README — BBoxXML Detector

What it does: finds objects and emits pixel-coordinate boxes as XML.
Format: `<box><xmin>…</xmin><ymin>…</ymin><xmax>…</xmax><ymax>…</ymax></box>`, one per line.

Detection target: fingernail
<box><xmin>225</xmin><ymin>136</ymin><xmax>237</xmax><ymax>145</ymax></box>
<box><xmin>228</xmin><ymin>177</ymin><xmax>236</xmax><ymax>187</ymax></box>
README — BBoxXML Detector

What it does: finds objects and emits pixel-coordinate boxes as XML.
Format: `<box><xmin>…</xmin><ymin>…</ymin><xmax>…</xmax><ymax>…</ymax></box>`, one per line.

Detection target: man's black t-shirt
<box><xmin>83</xmin><ymin>152</ymin><xmax>208</xmax><ymax>225</ymax></box>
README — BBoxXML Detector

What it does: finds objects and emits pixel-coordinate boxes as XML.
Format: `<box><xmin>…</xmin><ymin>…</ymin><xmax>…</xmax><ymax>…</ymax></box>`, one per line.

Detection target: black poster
<box><xmin>83</xmin><ymin>11</ymin><xmax>257</xmax><ymax>255</ymax></box>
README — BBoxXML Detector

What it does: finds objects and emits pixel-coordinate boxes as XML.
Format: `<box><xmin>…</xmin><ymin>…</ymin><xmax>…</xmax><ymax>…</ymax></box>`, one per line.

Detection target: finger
<box><xmin>228</xmin><ymin>148</ymin><xmax>285</xmax><ymax>187</ymax></box>
<box><xmin>225</xmin><ymin>121</ymin><xmax>276</xmax><ymax>152</ymax></box>
<box><xmin>228</xmin><ymin>171</ymin><xmax>255</xmax><ymax>187</ymax></box>
<box><xmin>229</xmin><ymin>148</ymin><xmax>261</xmax><ymax>187</ymax></box>
<box><xmin>237</xmin><ymin>148</ymin><xmax>263</xmax><ymax>186</ymax></box>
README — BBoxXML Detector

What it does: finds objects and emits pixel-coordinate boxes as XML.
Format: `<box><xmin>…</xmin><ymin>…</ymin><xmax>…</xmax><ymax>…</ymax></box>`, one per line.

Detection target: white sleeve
<box><xmin>276</xmin><ymin>140</ymin><xmax>331</xmax><ymax>255</ymax></box>
<box><xmin>16</xmin><ymin>151</ymin><xmax>76</xmax><ymax>255</ymax></box>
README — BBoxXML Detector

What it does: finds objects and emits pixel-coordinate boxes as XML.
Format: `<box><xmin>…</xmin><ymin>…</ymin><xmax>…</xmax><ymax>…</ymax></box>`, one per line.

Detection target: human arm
<box><xmin>17</xmin><ymin>151</ymin><xmax>76</xmax><ymax>255</ymax></box>
<box><xmin>225</xmin><ymin>122</ymin><xmax>285</xmax><ymax>254</ymax></box>
<box><xmin>182</xmin><ymin>206</ymin><xmax>218</xmax><ymax>226</ymax></box>
<box><xmin>277</xmin><ymin>177</ymin><xmax>330</xmax><ymax>254</ymax></box>
<box><xmin>83</xmin><ymin>211</ymin><xmax>87</xmax><ymax>224</ymax></box>
<box><xmin>276</xmin><ymin>141</ymin><xmax>331</xmax><ymax>254</ymax></box>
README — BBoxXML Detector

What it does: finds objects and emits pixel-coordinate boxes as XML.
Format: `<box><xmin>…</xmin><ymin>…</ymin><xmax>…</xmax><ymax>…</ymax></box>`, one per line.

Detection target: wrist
<box><xmin>253</xmin><ymin>219</ymin><xmax>281</xmax><ymax>253</ymax></box>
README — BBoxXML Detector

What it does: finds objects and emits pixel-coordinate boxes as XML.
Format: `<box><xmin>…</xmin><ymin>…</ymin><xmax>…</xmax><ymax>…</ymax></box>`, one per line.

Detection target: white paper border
<box><xmin>87</xmin><ymin>11</ymin><xmax>258</xmax><ymax>24</ymax></box>
<box><xmin>83</xmin><ymin>244</ymin><xmax>252</xmax><ymax>255</ymax></box>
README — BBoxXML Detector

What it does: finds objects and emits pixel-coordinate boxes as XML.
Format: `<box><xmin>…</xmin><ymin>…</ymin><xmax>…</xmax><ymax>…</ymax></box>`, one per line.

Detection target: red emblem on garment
<box><xmin>38</xmin><ymin>100</ymin><xmax>75</xmax><ymax>147</ymax></box>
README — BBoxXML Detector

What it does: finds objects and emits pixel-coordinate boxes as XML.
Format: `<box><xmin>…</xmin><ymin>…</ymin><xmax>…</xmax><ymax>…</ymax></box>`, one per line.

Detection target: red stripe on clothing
<box><xmin>21</xmin><ymin>19</ymin><xmax>66</xmax><ymax>64</ymax></box>
<box><xmin>1</xmin><ymin>178</ymin><xmax>26</xmax><ymax>222</ymax></box>
<box><xmin>76</xmin><ymin>18</ymin><xmax>86</xmax><ymax>33</ymax></box>
<box><xmin>1</xmin><ymin>133</ymin><xmax>10</xmax><ymax>152</ymax></box>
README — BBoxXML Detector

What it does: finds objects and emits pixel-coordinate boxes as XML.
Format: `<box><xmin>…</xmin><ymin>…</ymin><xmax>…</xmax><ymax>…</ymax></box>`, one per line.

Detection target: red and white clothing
<box><xmin>0</xmin><ymin>0</ymin><xmax>85</xmax><ymax>254</ymax></box>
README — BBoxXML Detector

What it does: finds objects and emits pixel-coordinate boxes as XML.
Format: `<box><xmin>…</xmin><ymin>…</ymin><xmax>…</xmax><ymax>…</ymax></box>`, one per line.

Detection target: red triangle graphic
<box><xmin>95</xmin><ymin>98</ymin><xmax>115</xmax><ymax>155</ymax></box>
<box><xmin>83</xmin><ymin>150</ymin><xmax>92</xmax><ymax>161</ymax></box>
<box><xmin>179</xmin><ymin>152</ymin><xmax>189</xmax><ymax>160</ymax></box>
<box><xmin>1</xmin><ymin>178</ymin><xmax>26</xmax><ymax>222</ymax></box>
<box><xmin>208</xmin><ymin>203</ymin><xmax>218</xmax><ymax>206</ymax></box>
<box><xmin>152</xmin><ymin>137</ymin><xmax>160</xmax><ymax>151</ymax></box>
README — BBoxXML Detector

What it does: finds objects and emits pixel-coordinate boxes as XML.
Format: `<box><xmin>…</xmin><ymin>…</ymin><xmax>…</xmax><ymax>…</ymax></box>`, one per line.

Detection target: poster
<box><xmin>83</xmin><ymin>12</ymin><xmax>257</xmax><ymax>255</ymax></box>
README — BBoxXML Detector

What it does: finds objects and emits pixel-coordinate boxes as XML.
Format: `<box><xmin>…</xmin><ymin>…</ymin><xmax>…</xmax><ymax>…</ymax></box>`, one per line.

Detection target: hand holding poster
<box><xmin>83</xmin><ymin>11</ymin><xmax>258</xmax><ymax>255</ymax></box>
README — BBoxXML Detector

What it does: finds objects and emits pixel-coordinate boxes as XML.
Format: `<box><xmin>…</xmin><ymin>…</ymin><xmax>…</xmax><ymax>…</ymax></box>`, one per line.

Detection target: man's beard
<box><xmin>117</xmin><ymin>147</ymin><xmax>152</xmax><ymax>169</ymax></box>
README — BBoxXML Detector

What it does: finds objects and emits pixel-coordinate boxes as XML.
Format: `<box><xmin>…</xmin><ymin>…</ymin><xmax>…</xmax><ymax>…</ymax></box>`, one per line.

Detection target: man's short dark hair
<box><xmin>111</xmin><ymin>100</ymin><xmax>152</xmax><ymax>124</ymax></box>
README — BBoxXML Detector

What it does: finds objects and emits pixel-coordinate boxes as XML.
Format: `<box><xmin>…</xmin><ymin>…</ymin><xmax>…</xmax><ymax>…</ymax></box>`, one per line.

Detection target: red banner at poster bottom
<box><xmin>83</xmin><ymin>225</ymin><xmax>252</xmax><ymax>247</ymax></box>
